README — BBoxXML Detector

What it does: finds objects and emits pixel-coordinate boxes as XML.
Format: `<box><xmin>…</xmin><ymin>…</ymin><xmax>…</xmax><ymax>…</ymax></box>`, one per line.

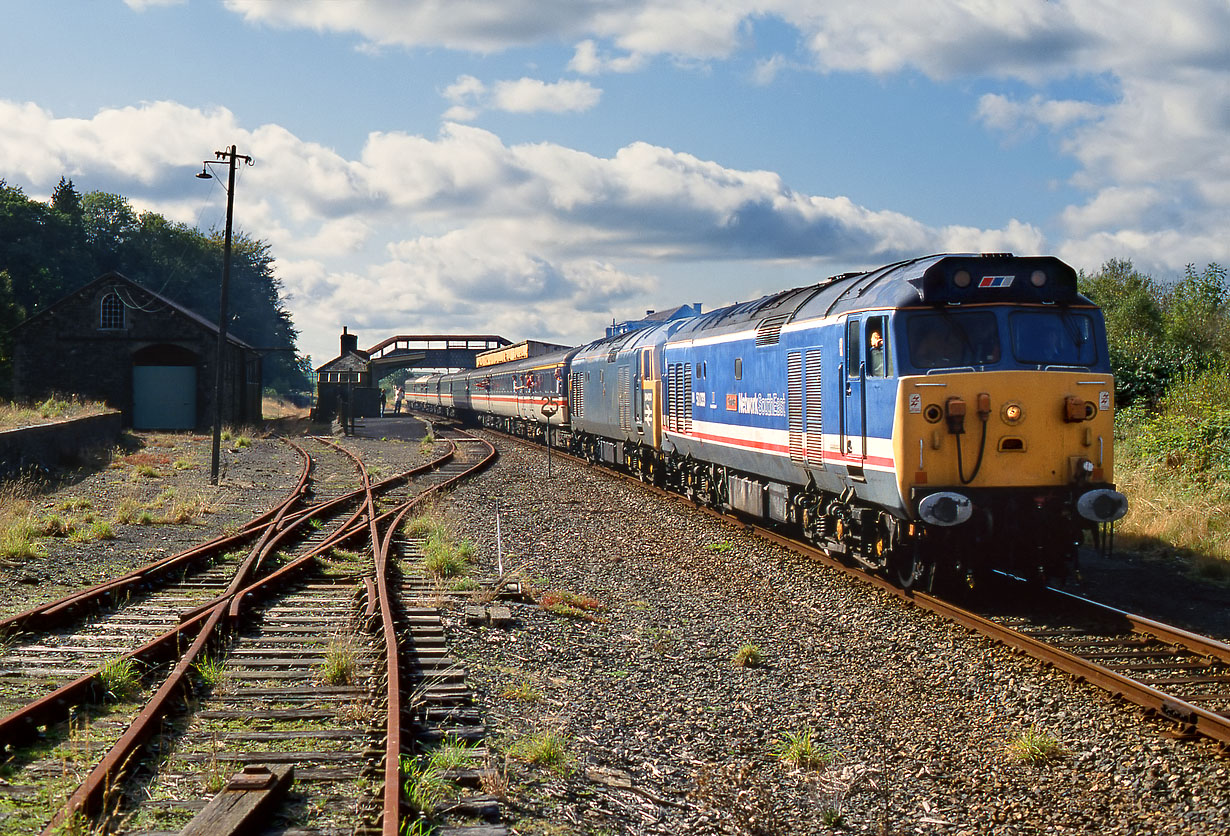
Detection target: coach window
<box><xmin>866</xmin><ymin>315</ymin><xmax>888</xmax><ymax>377</ymax></box>
<box><xmin>735</xmin><ymin>358</ymin><xmax>742</xmax><ymax>381</ymax></box>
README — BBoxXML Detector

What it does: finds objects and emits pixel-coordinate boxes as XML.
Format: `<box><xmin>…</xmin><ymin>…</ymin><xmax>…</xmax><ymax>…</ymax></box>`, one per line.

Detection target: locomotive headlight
<box><xmin>1001</xmin><ymin>402</ymin><xmax>1025</xmax><ymax>425</ymax></box>
<box><xmin>918</xmin><ymin>491</ymin><xmax>973</xmax><ymax>526</ymax></box>
<box><xmin>953</xmin><ymin>269</ymin><xmax>971</xmax><ymax>288</ymax></box>
<box><xmin>1077</xmin><ymin>488</ymin><xmax>1129</xmax><ymax>523</ymax></box>
<box><xmin>1030</xmin><ymin>270</ymin><xmax>1047</xmax><ymax>287</ymax></box>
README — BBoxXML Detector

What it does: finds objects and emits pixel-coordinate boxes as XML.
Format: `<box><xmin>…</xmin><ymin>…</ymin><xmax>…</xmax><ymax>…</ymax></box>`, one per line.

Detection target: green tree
<box><xmin>1163</xmin><ymin>262</ymin><xmax>1228</xmax><ymax>365</ymax></box>
<box><xmin>1080</xmin><ymin>258</ymin><xmax>1173</xmax><ymax>407</ymax></box>
<box><xmin>81</xmin><ymin>191</ymin><xmax>140</xmax><ymax>272</ymax></box>
<box><xmin>0</xmin><ymin>178</ymin><xmax>312</xmax><ymax>398</ymax></box>
<box><xmin>1079</xmin><ymin>257</ymin><xmax>1164</xmax><ymax>343</ymax></box>
<box><xmin>50</xmin><ymin>177</ymin><xmax>82</xmax><ymax>218</ymax></box>
<box><xmin>0</xmin><ymin>269</ymin><xmax>25</xmax><ymax>397</ymax></box>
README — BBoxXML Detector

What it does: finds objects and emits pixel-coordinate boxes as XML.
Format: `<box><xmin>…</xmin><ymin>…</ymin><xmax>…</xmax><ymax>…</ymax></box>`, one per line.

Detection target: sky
<box><xmin>2</xmin><ymin>1</ymin><xmax>1229</xmax><ymax>367</ymax></box>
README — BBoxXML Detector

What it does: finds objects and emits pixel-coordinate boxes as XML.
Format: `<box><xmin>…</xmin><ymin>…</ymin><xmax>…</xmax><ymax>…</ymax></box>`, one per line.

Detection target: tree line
<box><xmin>0</xmin><ymin>178</ymin><xmax>312</xmax><ymax>399</ymax></box>
<box><xmin>1079</xmin><ymin>258</ymin><xmax>1229</xmax><ymax>409</ymax></box>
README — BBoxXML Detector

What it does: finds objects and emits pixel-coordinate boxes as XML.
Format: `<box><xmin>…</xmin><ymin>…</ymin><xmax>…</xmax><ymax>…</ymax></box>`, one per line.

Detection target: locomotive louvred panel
<box><xmin>806</xmin><ymin>349</ymin><xmax>824</xmax><ymax>468</ymax></box>
<box><xmin>570</xmin><ymin>372</ymin><xmax>584</xmax><ymax>418</ymax></box>
<box><xmin>788</xmin><ymin>351</ymin><xmax>804</xmax><ymax>463</ymax></box>
<box><xmin>668</xmin><ymin>361</ymin><xmax>688</xmax><ymax>434</ymax></box>
<box><xmin>755</xmin><ymin>313</ymin><xmax>790</xmax><ymax>346</ymax></box>
<box><xmin>666</xmin><ymin>363</ymin><xmax>677</xmax><ymax>432</ymax></box>
<box><xmin>683</xmin><ymin>363</ymin><xmax>692</xmax><ymax>434</ymax></box>
<box><xmin>618</xmin><ymin>366</ymin><xmax>631</xmax><ymax>431</ymax></box>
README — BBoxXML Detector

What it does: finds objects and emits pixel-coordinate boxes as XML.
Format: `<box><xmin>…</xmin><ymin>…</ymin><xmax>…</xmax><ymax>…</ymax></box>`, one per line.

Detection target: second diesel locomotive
<box><xmin>408</xmin><ymin>253</ymin><xmax>1128</xmax><ymax>590</ymax></box>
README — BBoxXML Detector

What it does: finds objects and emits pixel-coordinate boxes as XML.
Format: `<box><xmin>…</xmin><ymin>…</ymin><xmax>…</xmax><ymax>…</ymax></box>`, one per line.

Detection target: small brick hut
<box><xmin>10</xmin><ymin>272</ymin><xmax>262</xmax><ymax>430</ymax></box>
<box><xmin>314</xmin><ymin>327</ymin><xmax>380</xmax><ymax>421</ymax></box>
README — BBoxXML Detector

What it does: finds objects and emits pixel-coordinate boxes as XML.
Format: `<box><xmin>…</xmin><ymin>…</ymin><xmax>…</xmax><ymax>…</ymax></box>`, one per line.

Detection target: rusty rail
<box><xmin>28</xmin><ymin>429</ymin><xmax>492</xmax><ymax>834</ymax></box>
<box><xmin>493</xmin><ymin>424</ymin><xmax>1230</xmax><ymax>749</ymax></box>
<box><xmin>0</xmin><ymin>439</ymin><xmax>311</xmax><ymax>636</ymax></box>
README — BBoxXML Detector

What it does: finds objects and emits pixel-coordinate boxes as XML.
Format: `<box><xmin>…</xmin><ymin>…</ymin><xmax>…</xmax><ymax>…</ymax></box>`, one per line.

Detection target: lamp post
<box><xmin>196</xmin><ymin>145</ymin><xmax>254</xmax><ymax>485</ymax></box>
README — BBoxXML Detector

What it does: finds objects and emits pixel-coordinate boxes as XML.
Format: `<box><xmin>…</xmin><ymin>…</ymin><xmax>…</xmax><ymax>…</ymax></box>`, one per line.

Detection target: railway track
<box><xmin>480</xmin><ymin>420</ymin><xmax>1230</xmax><ymax>751</ymax></box>
<box><xmin>0</xmin><ymin>426</ymin><xmax>500</xmax><ymax>835</ymax></box>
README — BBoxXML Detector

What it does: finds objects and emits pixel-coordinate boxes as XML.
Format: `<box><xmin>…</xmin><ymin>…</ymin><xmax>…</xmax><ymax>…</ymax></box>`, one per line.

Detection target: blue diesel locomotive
<box><xmin>408</xmin><ymin>253</ymin><xmax>1128</xmax><ymax>590</ymax></box>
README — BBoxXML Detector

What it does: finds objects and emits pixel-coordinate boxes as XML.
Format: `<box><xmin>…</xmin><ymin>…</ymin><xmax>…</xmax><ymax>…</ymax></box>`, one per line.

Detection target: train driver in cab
<box><xmin>868</xmin><ymin>325</ymin><xmax>886</xmax><ymax>376</ymax></box>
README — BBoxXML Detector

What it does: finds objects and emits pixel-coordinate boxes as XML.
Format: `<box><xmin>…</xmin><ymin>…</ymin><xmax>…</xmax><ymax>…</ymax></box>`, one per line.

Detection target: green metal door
<box><xmin>133</xmin><ymin>366</ymin><xmax>197</xmax><ymax>429</ymax></box>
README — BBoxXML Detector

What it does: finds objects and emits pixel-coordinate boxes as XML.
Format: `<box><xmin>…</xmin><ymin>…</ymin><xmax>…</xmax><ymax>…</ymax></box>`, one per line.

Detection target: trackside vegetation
<box><xmin>1079</xmin><ymin>259</ymin><xmax>1230</xmax><ymax>567</ymax></box>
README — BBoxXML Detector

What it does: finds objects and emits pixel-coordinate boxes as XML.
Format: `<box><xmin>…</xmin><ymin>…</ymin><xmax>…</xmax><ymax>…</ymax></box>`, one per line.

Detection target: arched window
<box><xmin>100</xmin><ymin>292</ymin><xmax>125</xmax><ymax>330</ymax></box>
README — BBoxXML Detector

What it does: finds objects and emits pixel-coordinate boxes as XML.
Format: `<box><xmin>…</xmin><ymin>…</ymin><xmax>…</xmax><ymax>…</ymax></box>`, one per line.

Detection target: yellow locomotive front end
<box><xmin>894</xmin><ymin>369</ymin><xmax>1117</xmax><ymax>492</ymax></box>
<box><xmin>885</xmin><ymin>291</ymin><xmax>1128</xmax><ymax>585</ymax></box>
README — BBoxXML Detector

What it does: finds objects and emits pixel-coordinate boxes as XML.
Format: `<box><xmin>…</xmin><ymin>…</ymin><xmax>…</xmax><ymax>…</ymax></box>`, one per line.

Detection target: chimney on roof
<box><xmin>340</xmin><ymin>327</ymin><xmax>358</xmax><ymax>355</ymax></box>
<box><xmin>693</xmin><ymin>303</ymin><xmax>702</xmax><ymax>313</ymax></box>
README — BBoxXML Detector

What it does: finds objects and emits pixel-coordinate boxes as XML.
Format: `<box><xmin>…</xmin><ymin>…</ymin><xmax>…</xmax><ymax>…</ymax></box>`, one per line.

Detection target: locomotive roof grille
<box><xmin>755</xmin><ymin>313</ymin><xmax>790</xmax><ymax>346</ymax></box>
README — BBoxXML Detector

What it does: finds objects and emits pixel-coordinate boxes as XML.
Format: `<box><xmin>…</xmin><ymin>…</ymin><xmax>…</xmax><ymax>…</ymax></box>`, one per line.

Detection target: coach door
<box><xmin>842</xmin><ymin>317</ymin><xmax>866</xmax><ymax>471</ymax></box>
<box><xmin>640</xmin><ymin>347</ymin><xmax>661</xmax><ymax>448</ymax></box>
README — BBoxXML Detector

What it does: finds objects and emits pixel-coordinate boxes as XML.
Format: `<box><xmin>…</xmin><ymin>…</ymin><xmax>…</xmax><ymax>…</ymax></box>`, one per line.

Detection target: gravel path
<box><xmin>439</xmin><ymin>434</ymin><xmax>1229</xmax><ymax>836</ymax></box>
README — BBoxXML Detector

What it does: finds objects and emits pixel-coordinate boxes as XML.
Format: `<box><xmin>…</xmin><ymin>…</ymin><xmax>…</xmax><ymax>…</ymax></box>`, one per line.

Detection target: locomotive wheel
<box><xmin>892</xmin><ymin>542</ymin><xmax>928</xmax><ymax>590</ymax></box>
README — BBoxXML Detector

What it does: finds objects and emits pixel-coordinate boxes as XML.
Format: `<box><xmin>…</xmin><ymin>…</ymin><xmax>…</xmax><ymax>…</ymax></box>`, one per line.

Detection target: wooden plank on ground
<box><xmin>180</xmin><ymin>763</ymin><xmax>294</xmax><ymax>836</ymax></box>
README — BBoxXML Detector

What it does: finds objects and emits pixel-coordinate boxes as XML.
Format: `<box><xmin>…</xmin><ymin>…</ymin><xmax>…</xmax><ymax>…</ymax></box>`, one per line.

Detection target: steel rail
<box><xmin>1043</xmin><ymin>585</ymin><xmax>1230</xmax><ymax>665</ymax></box>
<box><xmin>32</xmin><ymin>430</ymin><xmax>487</xmax><ymax>834</ymax></box>
<box><xmin>0</xmin><ymin>605</ymin><xmax>215</xmax><ymax>749</ymax></box>
<box><xmin>490</xmin><ymin>424</ymin><xmax>1230</xmax><ymax>748</ymax></box>
<box><xmin>374</xmin><ymin>428</ymin><xmax>497</xmax><ymax>835</ymax></box>
<box><xmin>42</xmin><ymin>601</ymin><xmax>230</xmax><ymax>835</ymax></box>
<box><xmin>176</xmin><ymin>438</ymin><xmax>460</xmax><ymax>624</ymax></box>
<box><xmin>0</xmin><ymin>439</ymin><xmax>312</xmax><ymax>636</ymax></box>
<box><xmin>1</xmin><ymin>439</ymin><xmax>457</xmax><ymax>752</ymax></box>
<box><xmin>37</xmin><ymin>439</ymin><xmax>378</xmax><ymax>835</ymax></box>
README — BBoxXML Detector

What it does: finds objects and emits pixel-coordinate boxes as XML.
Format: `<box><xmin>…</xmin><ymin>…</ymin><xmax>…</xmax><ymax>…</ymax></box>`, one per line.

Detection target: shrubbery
<box><xmin>1083</xmin><ymin>258</ymin><xmax>1230</xmax><ymax>562</ymax></box>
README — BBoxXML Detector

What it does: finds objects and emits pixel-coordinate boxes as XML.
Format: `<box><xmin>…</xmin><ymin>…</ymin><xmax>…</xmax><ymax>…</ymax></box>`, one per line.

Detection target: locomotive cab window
<box><xmin>906</xmin><ymin>311</ymin><xmax>1000</xmax><ymax>370</ymax></box>
<box><xmin>865</xmin><ymin>315</ymin><xmax>888</xmax><ymax>377</ymax></box>
<box><xmin>1010</xmin><ymin>310</ymin><xmax>1097</xmax><ymax>367</ymax></box>
<box><xmin>846</xmin><ymin>320</ymin><xmax>861</xmax><ymax>377</ymax></box>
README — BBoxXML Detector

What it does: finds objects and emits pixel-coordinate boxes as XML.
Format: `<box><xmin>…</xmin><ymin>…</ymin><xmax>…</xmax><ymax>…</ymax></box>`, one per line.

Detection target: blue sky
<box><xmin>2</xmin><ymin>1</ymin><xmax>1227</xmax><ymax>366</ymax></box>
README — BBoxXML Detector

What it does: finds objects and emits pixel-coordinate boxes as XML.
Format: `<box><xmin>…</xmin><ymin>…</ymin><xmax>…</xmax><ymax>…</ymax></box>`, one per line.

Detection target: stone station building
<box><xmin>10</xmin><ymin>271</ymin><xmax>262</xmax><ymax>430</ymax></box>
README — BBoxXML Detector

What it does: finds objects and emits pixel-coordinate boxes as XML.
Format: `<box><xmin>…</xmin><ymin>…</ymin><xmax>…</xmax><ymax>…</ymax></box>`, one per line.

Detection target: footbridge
<box><xmin>315</xmin><ymin>331</ymin><xmax>512</xmax><ymax>422</ymax></box>
<box><xmin>365</xmin><ymin>334</ymin><xmax>512</xmax><ymax>375</ymax></box>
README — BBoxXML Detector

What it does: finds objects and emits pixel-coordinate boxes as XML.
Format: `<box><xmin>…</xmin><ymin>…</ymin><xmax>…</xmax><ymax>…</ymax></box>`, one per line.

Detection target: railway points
<box><xmin>0</xmin><ymin>420</ymin><xmax>1226</xmax><ymax>834</ymax></box>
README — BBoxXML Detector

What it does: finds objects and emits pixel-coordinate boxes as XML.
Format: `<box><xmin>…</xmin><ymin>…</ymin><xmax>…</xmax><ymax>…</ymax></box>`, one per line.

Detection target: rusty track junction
<box><xmin>471</xmin><ymin>417</ymin><xmax>1230</xmax><ymax>751</ymax></box>
<box><xmin>0</xmin><ymin>426</ymin><xmax>498</xmax><ymax>835</ymax></box>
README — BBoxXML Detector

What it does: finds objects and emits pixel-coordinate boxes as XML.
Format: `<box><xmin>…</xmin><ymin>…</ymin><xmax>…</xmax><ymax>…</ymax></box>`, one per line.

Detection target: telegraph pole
<box><xmin>196</xmin><ymin>145</ymin><xmax>254</xmax><ymax>484</ymax></box>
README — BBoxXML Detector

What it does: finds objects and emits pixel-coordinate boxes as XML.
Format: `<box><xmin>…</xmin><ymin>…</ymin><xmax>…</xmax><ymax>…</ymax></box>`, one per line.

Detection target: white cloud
<box><xmin>222</xmin><ymin>0</ymin><xmax>628</xmax><ymax>53</ymax></box>
<box><xmin>567</xmin><ymin>40</ymin><xmax>646</xmax><ymax>75</ymax></box>
<box><xmin>751</xmin><ymin>54</ymin><xmax>788</xmax><ymax>86</ymax></box>
<box><xmin>124</xmin><ymin>0</ymin><xmax>185</xmax><ymax>9</ymax></box>
<box><xmin>0</xmin><ymin>98</ymin><xmax>1130</xmax><ymax>363</ymax></box>
<box><xmin>442</xmin><ymin>75</ymin><xmax>600</xmax><ymax>120</ymax></box>
<box><xmin>491</xmin><ymin>78</ymin><xmax>601</xmax><ymax>114</ymax></box>
<box><xmin>976</xmin><ymin>93</ymin><xmax>1101</xmax><ymax>138</ymax></box>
